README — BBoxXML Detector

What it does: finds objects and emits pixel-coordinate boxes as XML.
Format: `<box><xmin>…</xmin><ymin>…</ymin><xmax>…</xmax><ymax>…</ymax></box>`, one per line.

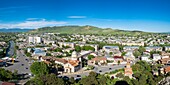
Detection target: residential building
<box><xmin>153</xmin><ymin>54</ymin><xmax>161</xmax><ymax>61</ymax></box>
<box><xmin>28</xmin><ymin>36</ymin><xmax>42</xmax><ymax>44</ymax></box>
<box><xmin>90</xmin><ymin>57</ymin><xmax>107</xmax><ymax>65</ymax></box>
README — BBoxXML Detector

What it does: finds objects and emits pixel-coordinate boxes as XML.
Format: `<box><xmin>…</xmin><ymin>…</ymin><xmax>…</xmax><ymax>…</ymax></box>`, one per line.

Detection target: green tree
<box><xmin>139</xmin><ymin>46</ymin><xmax>146</xmax><ymax>54</ymax></box>
<box><xmin>69</xmin><ymin>77</ymin><xmax>75</xmax><ymax>84</ymax></box>
<box><xmin>55</xmin><ymin>48</ymin><xmax>62</xmax><ymax>52</ymax></box>
<box><xmin>0</xmin><ymin>68</ymin><xmax>13</xmax><ymax>81</ymax></box>
<box><xmin>88</xmin><ymin>55</ymin><xmax>95</xmax><ymax>60</ymax></box>
<box><xmin>82</xmin><ymin>46</ymin><xmax>95</xmax><ymax>51</ymax></box>
<box><xmin>133</xmin><ymin>50</ymin><xmax>141</xmax><ymax>58</ymax></box>
<box><xmin>116</xmin><ymin>72</ymin><xmax>124</xmax><ymax>78</ymax></box>
<box><xmin>75</xmin><ymin>45</ymin><xmax>81</xmax><ymax>52</ymax></box>
<box><xmin>121</xmin><ymin>52</ymin><xmax>127</xmax><ymax>56</ymax></box>
<box><xmin>30</xmin><ymin>62</ymin><xmax>49</xmax><ymax>76</ymax></box>
<box><xmin>26</xmin><ymin>73</ymin><xmax>65</xmax><ymax>85</ymax></box>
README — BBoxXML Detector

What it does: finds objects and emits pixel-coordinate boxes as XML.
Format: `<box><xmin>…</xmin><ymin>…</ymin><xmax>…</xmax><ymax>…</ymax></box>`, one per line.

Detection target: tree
<box><xmin>26</xmin><ymin>73</ymin><xmax>65</xmax><ymax>85</ymax></box>
<box><xmin>75</xmin><ymin>45</ymin><xmax>81</xmax><ymax>52</ymax></box>
<box><xmin>82</xmin><ymin>46</ymin><xmax>95</xmax><ymax>51</ymax></box>
<box><xmin>133</xmin><ymin>50</ymin><xmax>141</xmax><ymax>58</ymax></box>
<box><xmin>88</xmin><ymin>55</ymin><xmax>95</xmax><ymax>60</ymax></box>
<box><xmin>69</xmin><ymin>77</ymin><xmax>75</xmax><ymax>84</ymax></box>
<box><xmin>121</xmin><ymin>52</ymin><xmax>126</xmax><ymax>56</ymax></box>
<box><xmin>116</xmin><ymin>72</ymin><xmax>124</xmax><ymax>78</ymax></box>
<box><xmin>54</xmin><ymin>48</ymin><xmax>62</xmax><ymax>52</ymax></box>
<box><xmin>109</xmin><ymin>52</ymin><xmax>113</xmax><ymax>55</ymax></box>
<box><xmin>118</xmin><ymin>60</ymin><xmax>120</xmax><ymax>65</ymax></box>
<box><xmin>139</xmin><ymin>46</ymin><xmax>146</xmax><ymax>54</ymax></box>
<box><xmin>0</xmin><ymin>68</ymin><xmax>13</xmax><ymax>81</ymax></box>
<box><xmin>30</xmin><ymin>62</ymin><xmax>49</xmax><ymax>76</ymax></box>
<box><xmin>133</xmin><ymin>72</ymin><xmax>141</xmax><ymax>80</ymax></box>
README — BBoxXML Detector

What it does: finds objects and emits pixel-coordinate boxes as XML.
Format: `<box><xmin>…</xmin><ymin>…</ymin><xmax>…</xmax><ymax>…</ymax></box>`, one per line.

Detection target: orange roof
<box><xmin>43</xmin><ymin>61</ymin><xmax>51</xmax><ymax>65</ymax></box>
<box><xmin>161</xmin><ymin>58</ymin><xmax>170</xmax><ymax>64</ymax></box>
<box><xmin>91</xmin><ymin>57</ymin><xmax>107</xmax><ymax>62</ymax></box>
<box><xmin>165</xmin><ymin>66</ymin><xmax>170</xmax><ymax>73</ymax></box>
<box><xmin>68</xmin><ymin>60</ymin><xmax>79</xmax><ymax>67</ymax></box>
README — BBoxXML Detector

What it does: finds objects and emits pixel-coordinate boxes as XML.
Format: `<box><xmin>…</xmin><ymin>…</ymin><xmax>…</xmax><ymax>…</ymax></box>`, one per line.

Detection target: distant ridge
<box><xmin>30</xmin><ymin>25</ymin><xmax>152</xmax><ymax>35</ymax></box>
<box><xmin>0</xmin><ymin>28</ymin><xmax>33</xmax><ymax>32</ymax></box>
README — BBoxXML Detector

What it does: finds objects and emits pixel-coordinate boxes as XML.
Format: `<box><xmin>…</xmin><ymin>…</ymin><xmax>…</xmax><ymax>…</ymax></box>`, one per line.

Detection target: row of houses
<box><xmin>103</xmin><ymin>46</ymin><xmax>170</xmax><ymax>52</ymax></box>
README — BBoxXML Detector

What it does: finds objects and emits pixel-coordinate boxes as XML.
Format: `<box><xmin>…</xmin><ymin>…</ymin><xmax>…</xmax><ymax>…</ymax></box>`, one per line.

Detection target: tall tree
<box><xmin>30</xmin><ymin>62</ymin><xmax>49</xmax><ymax>76</ymax></box>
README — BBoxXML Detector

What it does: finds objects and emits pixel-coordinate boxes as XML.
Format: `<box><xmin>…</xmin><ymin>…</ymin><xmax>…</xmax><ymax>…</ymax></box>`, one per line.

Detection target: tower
<box><xmin>124</xmin><ymin>61</ymin><xmax>133</xmax><ymax>78</ymax></box>
<box><xmin>71</xmin><ymin>51</ymin><xmax>78</xmax><ymax>61</ymax></box>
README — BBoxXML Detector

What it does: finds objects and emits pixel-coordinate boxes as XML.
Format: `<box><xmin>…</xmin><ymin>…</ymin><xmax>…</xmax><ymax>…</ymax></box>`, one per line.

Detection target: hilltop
<box><xmin>30</xmin><ymin>25</ymin><xmax>152</xmax><ymax>35</ymax></box>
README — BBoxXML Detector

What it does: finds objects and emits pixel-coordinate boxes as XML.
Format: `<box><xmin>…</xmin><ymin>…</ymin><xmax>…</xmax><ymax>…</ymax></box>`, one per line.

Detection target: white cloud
<box><xmin>68</xmin><ymin>16</ymin><xmax>86</xmax><ymax>19</ymax></box>
<box><xmin>26</xmin><ymin>18</ymin><xmax>46</xmax><ymax>21</ymax></box>
<box><xmin>0</xmin><ymin>19</ymin><xmax>67</xmax><ymax>29</ymax></box>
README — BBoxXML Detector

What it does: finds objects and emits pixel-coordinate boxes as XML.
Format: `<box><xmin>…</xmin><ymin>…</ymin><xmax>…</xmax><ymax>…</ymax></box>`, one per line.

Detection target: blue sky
<box><xmin>0</xmin><ymin>0</ymin><xmax>170</xmax><ymax>32</ymax></box>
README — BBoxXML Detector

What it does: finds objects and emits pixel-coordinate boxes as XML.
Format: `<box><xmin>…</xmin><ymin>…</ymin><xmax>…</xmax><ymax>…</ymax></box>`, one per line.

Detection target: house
<box><xmin>141</xmin><ymin>56</ymin><xmax>150</xmax><ymax>62</ymax></box>
<box><xmin>123</xmin><ymin>46</ymin><xmax>139</xmax><ymax>52</ymax></box>
<box><xmin>165</xmin><ymin>46</ymin><xmax>170</xmax><ymax>51</ymax></box>
<box><xmin>124</xmin><ymin>51</ymin><xmax>135</xmax><ymax>61</ymax></box>
<box><xmin>159</xmin><ymin>58</ymin><xmax>170</xmax><ymax>65</ymax></box>
<box><xmin>164</xmin><ymin>66</ymin><xmax>170</xmax><ymax>74</ymax></box>
<box><xmin>28</xmin><ymin>36</ymin><xmax>42</xmax><ymax>44</ymax></box>
<box><xmin>103</xmin><ymin>46</ymin><xmax>119</xmax><ymax>53</ymax></box>
<box><xmin>90</xmin><ymin>57</ymin><xmax>107</xmax><ymax>65</ymax></box>
<box><xmin>113</xmin><ymin>56</ymin><xmax>124</xmax><ymax>62</ymax></box>
<box><xmin>121</xmin><ymin>42</ymin><xmax>144</xmax><ymax>46</ymax></box>
<box><xmin>145</xmin><ymin>46</ymin><xmax>162</xmax><ymax>52</ymax></box>
<box><xmin>161</xmin><ymin>52</ymin><xmax>170</xmax><ymax>59</ymax></box>
<box><xmin>58</xmin><ymin>42</ymin><xmax>75</xmax><ymax>48</ymax></box>
<box><xmin>153</xmin><ymin>54</ymin><xmax>161</xmax><ymax>61</ymax></box>
<box><xmin>124</xmin><ymin>62</ymin><xmax>133</xmax><ymax>78</ymax></box>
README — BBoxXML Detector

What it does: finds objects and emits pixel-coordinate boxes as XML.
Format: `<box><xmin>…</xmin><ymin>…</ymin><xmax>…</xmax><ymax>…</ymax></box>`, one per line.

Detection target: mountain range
<box><xmin>30</xmin><ymin>25</ymin><xmax>152</xmax><ymax>35</ymax></box>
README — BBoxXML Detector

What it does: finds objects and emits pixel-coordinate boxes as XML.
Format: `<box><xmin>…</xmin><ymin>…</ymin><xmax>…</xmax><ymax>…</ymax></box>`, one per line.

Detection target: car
<box><xmin>21</xmin><ymin>64</ymin><xmax>24</xmax><ymax>66</ymax></box>
<box><xmin>26</xmin><ymin>67</ymin><xmax>28</xmax><ymax>69</ymax></box>
<box><xmin>77</xmin><ymin>75</ymin><xmax>81</xmax><ymax>77</ymax></box>
<box><xmin>109</xmin><ymin>68</ymin><xmax>112</xmax><ymax>70</ymax></box>
<box><xmin>99</xmin><ymin>70</ymin><xmax>102</xmax><ymax>72</ymax></box>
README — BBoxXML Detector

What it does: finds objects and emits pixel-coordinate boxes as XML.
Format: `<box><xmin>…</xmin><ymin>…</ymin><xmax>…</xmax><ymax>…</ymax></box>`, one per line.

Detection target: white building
<box><xmin>28</xmin><ymin>36</ymin><xmax>42</xmax><ymax>44</ymax></box>
<box><xmin>153</xmin><ymin>54</ymin><xmax>161</xmax><ymax>61</ymax></box>
<box><xmin>141</xmin><ymin>56</ymin><xmax>150</xmax><ymax>62</ymax></box>
<box><xmin>103</xmin><ymin>46</ymin><xmax>119</xmax><ymax>53</ymax></box>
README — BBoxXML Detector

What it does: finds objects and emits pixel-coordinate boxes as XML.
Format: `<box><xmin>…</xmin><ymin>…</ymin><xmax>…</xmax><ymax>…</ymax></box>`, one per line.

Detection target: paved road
<box><xmin>4</xmin><ymin>50</ymin><xmax>31</xmax><ymax>74</ymax></box>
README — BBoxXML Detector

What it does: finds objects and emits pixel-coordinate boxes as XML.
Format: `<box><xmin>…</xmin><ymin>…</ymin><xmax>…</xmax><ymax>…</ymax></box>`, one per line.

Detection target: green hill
<box><xmin>30</xmin><ymin>25</ymin><xmax>151</xmax><ymax>35</ymax></box>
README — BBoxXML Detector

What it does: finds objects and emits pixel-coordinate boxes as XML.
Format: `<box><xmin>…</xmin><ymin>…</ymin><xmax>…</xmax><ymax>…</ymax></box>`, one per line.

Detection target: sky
<box><xmin>0</xmin><ymin>0</ymin><xmax>170</xmax><ymax>32</ymax></box>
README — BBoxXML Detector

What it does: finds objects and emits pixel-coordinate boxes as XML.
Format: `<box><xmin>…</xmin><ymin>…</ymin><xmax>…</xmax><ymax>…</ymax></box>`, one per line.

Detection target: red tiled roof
<box><xmin>113</xmin><ymin>56</ymin><xmax>123</xmax><ymax>59</ymax></box>
<box><xmin>68</xmin><ymin>60</ymin><xmax>79</xmax><ymax>67</ymax></box>
<box><xmin>91</xmin><ymin>57</ymin><xmax>107</xmax><ymax>61</ymax></box>
<box><xmin>165</xmin><ymin>66</ymin><xmax>170</xmax><ymax>73</ymax></box>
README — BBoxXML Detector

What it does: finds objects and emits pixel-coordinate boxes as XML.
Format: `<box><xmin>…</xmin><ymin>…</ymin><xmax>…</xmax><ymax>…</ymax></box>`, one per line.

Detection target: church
<box><xmin>63</xmin><ymin>51</ymin><xmax>82</xmax><ymax>73</ymax></box>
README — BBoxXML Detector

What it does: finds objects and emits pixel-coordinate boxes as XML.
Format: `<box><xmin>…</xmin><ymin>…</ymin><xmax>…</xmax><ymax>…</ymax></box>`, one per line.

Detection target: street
<box><xmin>4</xmin><ymin>50</ymin><xmax>31</xmax><ymax>74</ymax></box>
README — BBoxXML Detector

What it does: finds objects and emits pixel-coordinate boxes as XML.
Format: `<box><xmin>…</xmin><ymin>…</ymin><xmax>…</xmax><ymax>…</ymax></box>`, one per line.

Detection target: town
<box><xmin>1</xmin><ymin>32</ymin><xmax>170</xmax><ymax>85</ymax></box>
